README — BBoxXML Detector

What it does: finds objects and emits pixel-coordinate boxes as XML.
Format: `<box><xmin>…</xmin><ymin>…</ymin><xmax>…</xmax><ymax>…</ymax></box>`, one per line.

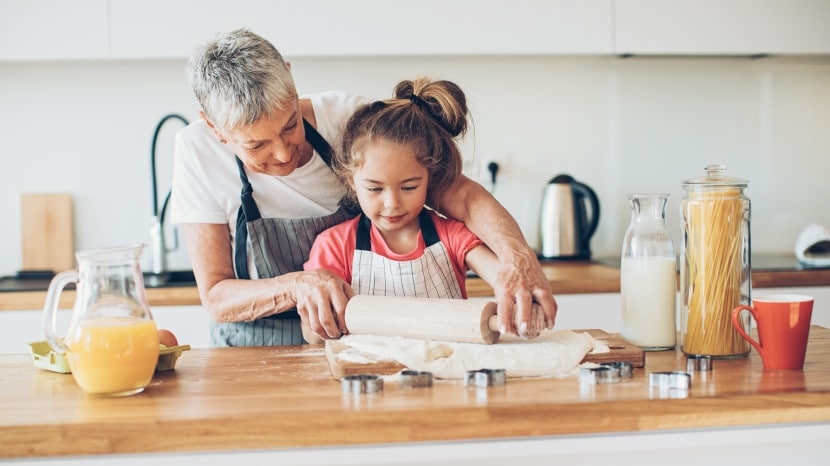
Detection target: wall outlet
<box><xmin>479</xmin><ymin>154</ymin><xmax>510</xmax><ymax>187</ymax></box>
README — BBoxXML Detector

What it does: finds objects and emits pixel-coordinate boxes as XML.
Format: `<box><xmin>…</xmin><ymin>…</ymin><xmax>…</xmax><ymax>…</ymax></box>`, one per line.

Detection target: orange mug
<box><xmin>731</xmin><ymin>294</ymin><xmax>814</xmax><ymax>370</ymax></box>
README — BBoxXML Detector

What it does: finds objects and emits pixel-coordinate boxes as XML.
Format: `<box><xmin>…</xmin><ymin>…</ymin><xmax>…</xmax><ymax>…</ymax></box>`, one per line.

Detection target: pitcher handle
<box><xmin>731</xmin><ymin>305</ymin><xmax>762</xmax><ymax>357</ymax></box>
<box><xmin>43</xmin><ymin>270</ymin><xmax>78</xmax><ymax>354</ymax></box>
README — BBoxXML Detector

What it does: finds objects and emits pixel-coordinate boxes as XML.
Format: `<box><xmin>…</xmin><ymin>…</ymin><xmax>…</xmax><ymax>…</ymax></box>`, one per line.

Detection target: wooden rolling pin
<box><xmin>344</xmin><ymin>295</ymin><xmax>500</xmax><ymax>344</ymax></box>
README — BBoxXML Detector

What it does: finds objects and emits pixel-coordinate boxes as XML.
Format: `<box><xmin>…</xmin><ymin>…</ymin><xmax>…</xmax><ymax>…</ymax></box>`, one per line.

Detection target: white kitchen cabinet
<box><xmin>4</xmin><ymin>1</ymin><xmax>828</xmax><ymax>62</ymax></box>
<box><xmin>108</xmin><ymin>0</ymin><xmax>613</xmax><ymax>59</ymax></box>
<box><xmin>472</xmin><ymin>293</ymin><xmax>623</xmax><ymax>332</ymax></box>
<box><xmin>0</xmin><ymin>0</ymin><xmax>109</xmax><ymax>61</ymax></box>
<box><xmin>751</xmin><ymin>286</ymin><xmax>830</xmax><ymax>329</ymax></box>
<box><xmin>483</xmin><ymin>286</ymin><xmax>829</xmax><ymax>335</ymax></box>
<box><xmin>615</xmin><ymin>0</ymin><xmax>830</xmax><ymax>55</ymax></box>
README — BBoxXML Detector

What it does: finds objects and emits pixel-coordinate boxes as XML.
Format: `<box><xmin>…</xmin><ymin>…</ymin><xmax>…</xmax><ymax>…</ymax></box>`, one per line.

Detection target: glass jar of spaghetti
<box><xmin>680</xmin><ymin>164</ymin><xmax>751</xmax><ymax>358</ymax></box>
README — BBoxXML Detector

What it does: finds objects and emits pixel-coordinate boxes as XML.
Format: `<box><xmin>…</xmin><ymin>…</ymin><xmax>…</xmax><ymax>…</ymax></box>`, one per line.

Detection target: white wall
<box><xmin>1</xmin><ymin>55</ymin><xmax>829</xmax><ymax>275</ymax></box>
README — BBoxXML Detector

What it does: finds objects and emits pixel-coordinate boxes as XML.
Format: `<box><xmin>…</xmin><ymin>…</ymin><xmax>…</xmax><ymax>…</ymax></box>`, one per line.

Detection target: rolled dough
<box><xmin>339</xmin><ymin>329</ymin><xmax>608</xmax><ymax>379</ymax></box>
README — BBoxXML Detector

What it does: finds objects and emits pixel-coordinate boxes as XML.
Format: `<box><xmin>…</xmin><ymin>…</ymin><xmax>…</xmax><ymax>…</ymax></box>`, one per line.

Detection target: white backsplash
<box><xmin>0</xmin><ymin>55</ymin><xmax>828</xmax><ymax>274</ymax></box>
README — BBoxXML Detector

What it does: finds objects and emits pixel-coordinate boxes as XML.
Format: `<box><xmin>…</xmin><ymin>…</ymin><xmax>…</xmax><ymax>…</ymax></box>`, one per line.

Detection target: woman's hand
<box><xmin>437</xmin><ymin>175</ymin><xmax>558</xmax><ymax>339</ymax></box>
<box><xmin>466</xmin><ymin>243</ymin><xmax>555</xmax><ymax>339</ymax></box>
<box><xmin>293</xmin><ymin>269</ymin><xmax>354</xmax><ymax>341</ymax></box>
<box><xmin>493</xmin><ymin>244</ymin><xmax>557</xmax><ymax>338</ymax></box>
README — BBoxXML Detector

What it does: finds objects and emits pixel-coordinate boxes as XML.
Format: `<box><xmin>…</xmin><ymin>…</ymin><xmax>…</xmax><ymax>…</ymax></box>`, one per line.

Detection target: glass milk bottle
<box><xmin>621</xmin><ymin>193</ymin><xmax>677</xmax><ymax>350</ymax></box>
<box><xmin>680</xmin><ymin>164</ymin><xmax>751</xmax><ymax>358</ymax></box>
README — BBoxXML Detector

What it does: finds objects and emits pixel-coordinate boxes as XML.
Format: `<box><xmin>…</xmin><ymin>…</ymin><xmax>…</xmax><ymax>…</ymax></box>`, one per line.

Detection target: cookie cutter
<box><xmin>398</xmin><ymin>370</ymin><xmax>433</xmax><ymax>389</ymax></box>
<box><xmin>465</xmin><ymin>368</ymin><xmax>507</xmax><ymax>387</ymax></box>
<box><xmin>341</xmin><ymin>374</ymin><xmax>383</xmax><ymax>394</ymax></box>
<box><xmin>686</xmin><ymin>355</ymin><xmax>713</xmax><ymax>372</ymax></box>
<box><xmin>579</xmin><ymin>361</ymin><xmax>634</xmax><ymax>385</ymax></box>
<box><xmin>579</xmin><ymin>366</ymin><xmax>616</xmax><ymax>384</ymax></box>
<box><xmin>600</xmin><ymin>361</ymin><xmax>634</xmax><ymax>379</ymax></box>
<box><xmin>648</xmin><ymin>371</ymin><xmax>692</xmax><ymax>390</ymax></box>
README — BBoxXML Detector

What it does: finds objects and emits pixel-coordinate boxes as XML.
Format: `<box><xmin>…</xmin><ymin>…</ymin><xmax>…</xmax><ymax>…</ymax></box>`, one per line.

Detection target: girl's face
<box><xmin>351</xmin><ymin>141</ymin><xmax>429</xmax><ymax>235</ymax></box>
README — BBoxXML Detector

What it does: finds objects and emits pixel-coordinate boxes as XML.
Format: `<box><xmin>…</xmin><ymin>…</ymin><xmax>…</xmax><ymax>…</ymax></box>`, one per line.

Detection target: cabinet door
<box><xmin>615</xmin><ymin>0</ymin><xmax>830</xmax><ymax>55</ymax></box>
<box><xmin>109</xmin><ymin>0</ymin><xmax>613</xmax><ymax>59</ymax></box>
<box><xmin>751</xmin><ymin>287</ymin><xmax>830</xmax><ymax>329</ymax></box>
<box><xmin>0</xmin><ymin>0</ymin><xmax>108</xmax><ymax>60</ymax></box>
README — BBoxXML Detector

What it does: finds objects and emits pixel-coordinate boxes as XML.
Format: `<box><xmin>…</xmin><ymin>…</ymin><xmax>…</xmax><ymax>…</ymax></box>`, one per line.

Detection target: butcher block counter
<box><xmin>2</xmin><ymin>255</ymin><xmax>828</xmax><ymax>311</ymax></box>
<box><xmin>2</xmin><ymin>326</ymin><xmax>830</xmax><ymax>463</ymax></box>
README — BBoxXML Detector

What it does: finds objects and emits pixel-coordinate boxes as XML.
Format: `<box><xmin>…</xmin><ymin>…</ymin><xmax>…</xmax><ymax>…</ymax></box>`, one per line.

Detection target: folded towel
<box><xmin>795</xmin><ymin>224</ymin><xmax>830</xmax><ymax>267</ymax></box>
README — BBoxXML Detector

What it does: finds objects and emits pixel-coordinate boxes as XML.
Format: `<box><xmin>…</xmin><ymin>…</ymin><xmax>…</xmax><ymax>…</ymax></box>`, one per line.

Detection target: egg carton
<box><xmin>28</xmin><ymin>341</ymin><xmax>191</xmax><ymax>374</ymax></box>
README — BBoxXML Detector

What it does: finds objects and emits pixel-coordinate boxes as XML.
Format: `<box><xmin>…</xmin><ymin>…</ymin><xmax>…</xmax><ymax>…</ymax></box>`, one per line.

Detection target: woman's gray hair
<box><xmin>186</xmin><ymin>28</ymin><xmax>297</xmax><ymax>132</ymax></box>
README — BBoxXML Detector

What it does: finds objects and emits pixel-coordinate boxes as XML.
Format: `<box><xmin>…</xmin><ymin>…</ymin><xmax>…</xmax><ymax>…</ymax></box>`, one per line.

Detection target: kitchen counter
<box><xmin>2</xmin><ymin>326</ymin><xmax>830</xmax><ymax>461</ymax></box>
<box><xmin>2</xmin><ymin>255</ymin><xmax>828</xmax><ymax>311</ymax></box>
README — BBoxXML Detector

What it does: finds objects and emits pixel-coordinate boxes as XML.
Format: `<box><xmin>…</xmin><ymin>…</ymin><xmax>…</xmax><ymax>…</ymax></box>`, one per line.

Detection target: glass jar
<box><xmin>621</xmin><ymin>193</ymin><xmax>677</xmax><ymax>350</ymax></box>
<box><xmin>680</xmin><ymin>164</ymin><xmax>751</xmax><ymax>358</ymax></box>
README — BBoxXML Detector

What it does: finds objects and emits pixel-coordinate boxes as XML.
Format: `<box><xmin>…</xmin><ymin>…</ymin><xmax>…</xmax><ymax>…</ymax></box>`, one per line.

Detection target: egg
<box><xmin>158</xmin><ymin>328</ymin><xmax>179</xmax><ymax>348</ymax></box>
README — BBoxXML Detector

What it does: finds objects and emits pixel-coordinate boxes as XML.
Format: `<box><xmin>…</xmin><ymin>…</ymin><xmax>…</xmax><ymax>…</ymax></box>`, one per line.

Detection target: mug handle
<box><xmin>43</xmin><ymin>270</ymin><xmax>78</xmax><ymax>354</ymax></box>
<box><xmin>731</xmin><ymin>305</ymin><xmax>763</xmax><ymax>357</ymax></box>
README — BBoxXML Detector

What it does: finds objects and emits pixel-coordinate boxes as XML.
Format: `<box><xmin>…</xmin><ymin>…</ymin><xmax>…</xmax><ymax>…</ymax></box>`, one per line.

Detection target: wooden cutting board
<box><xmin>20</xmin><ymin>193</ymin><xmax>75</xmax><ymax>272</ymax></box>
<box><xmin>325</xmin><ymin>329</ymin><xmax>645</xmax><ymax>379</ymax></box>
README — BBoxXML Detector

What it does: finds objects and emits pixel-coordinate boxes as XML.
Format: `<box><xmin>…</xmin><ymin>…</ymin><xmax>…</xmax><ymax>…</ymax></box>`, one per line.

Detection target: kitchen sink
<box><xmin>143</xmin><ymin>269</ymin><xmax>196</xmax><ymax>288</ymax></box>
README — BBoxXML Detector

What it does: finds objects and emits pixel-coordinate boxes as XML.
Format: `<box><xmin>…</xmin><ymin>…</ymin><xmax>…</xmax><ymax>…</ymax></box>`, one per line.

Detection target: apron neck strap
<box><xmin>355</xmin><ymin>209</ymin><xmax>440</xmax><ymax>251</ymax></box>
<box><xmin>233</xmin><ymin>120</ymin><xmax>335</xmax><ymax>279</ymax></box>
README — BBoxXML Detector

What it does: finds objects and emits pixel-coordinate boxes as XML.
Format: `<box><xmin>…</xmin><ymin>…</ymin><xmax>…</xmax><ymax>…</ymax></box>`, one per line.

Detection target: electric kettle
<box><xmin>538</xmin><ymin>174</ymin><xmax>600</xmax><ymax>260</ymax></box>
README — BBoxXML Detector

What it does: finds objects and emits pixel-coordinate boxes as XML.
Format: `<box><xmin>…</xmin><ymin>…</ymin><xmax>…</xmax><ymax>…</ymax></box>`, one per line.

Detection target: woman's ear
<box><xmin>199</xmin><ymin>111</ymin><xmax>227</xmax><ymax>144</ymax></box>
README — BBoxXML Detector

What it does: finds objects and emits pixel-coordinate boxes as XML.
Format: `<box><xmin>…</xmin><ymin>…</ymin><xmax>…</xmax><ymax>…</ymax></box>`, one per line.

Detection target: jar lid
<box><xmin>682</xmin><ymin>164</ymin><xmax>748</xmax><ymax>188</ymax></box>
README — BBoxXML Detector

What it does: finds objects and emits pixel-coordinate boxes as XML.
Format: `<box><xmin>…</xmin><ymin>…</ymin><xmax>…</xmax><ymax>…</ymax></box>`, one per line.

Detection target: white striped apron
<box><xmin>351</xmin><ymin>210</ymin><xmax>463</xmax><ymax>299</ymax></box>
<box><xmin>210</xmin><ymin>120</ymin><xmax>356</xmax><ymax>347</ymax></box>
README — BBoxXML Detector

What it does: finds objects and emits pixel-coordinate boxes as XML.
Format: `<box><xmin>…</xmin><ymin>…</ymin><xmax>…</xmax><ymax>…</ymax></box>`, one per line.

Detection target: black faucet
<box><xmin>149</xmin><ymin>114</ymin><xmax>189</xmax><ymax>276</ymax></box>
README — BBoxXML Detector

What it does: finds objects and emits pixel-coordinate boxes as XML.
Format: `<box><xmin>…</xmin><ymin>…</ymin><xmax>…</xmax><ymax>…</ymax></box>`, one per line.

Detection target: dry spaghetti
<box><xmin>681</xmin><ymin>188</ymin><xmax>750</xmax><ymax>357</ymax></box>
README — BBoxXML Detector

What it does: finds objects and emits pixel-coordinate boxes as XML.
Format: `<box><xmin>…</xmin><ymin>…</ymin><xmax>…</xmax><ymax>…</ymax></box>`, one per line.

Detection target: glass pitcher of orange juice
<box><xmin>44</xmin><ymin>244</ymin><xmax>159</xmax><ymax>396</ymax></box>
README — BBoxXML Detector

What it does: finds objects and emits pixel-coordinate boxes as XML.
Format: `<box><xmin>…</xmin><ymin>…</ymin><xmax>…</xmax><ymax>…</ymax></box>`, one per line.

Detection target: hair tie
<box><xmin>407</xmin><ymin>93</ymin><xmax>458</xmax><ymax>136</ymax></box>
<box><xmin>407</xmin><ymin>93</ymin><xmax>423</xmax><ymax>105</ymax></box>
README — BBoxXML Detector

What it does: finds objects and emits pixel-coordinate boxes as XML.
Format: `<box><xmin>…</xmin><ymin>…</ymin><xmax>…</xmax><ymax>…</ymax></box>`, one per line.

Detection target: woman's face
<box><xmin>224</xmin><ymin>99</ymin><xmax>310</xmax><ymax>176</ymax></box>
<box><xmin>352</xmin><ymin>141</ymin><xmax>429</xmax><ymax>235</ymax></box>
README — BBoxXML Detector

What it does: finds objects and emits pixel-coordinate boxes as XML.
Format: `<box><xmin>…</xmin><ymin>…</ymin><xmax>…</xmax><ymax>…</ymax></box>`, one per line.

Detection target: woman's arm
<box><xmin>439</xmin><ymin>175</ymin><xmax>557</xmax><ymax>335</ymax></box>
<box><xmin>181</xmin><ymin>223</ymin><xmax>352</xmax><ymax>340</ymax></box>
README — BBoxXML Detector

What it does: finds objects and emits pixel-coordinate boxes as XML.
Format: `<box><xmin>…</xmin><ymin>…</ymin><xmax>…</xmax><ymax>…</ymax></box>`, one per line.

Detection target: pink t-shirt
<box><xmin>304</xmin><ymin>210</ymin><xmax>483</xmax><ymax>297</ymax></box>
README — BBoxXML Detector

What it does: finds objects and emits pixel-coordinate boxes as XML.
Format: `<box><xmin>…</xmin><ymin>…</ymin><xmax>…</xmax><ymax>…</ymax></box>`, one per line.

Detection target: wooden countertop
<box><xmin>2</xmin><ymin>326</ymin><xmax>830</xmax><ymax>459</ymax></box>
<box><xmin>2</xmin><ymin>255</ymin><xmax>828</xmax><ymax>310</ymax></box>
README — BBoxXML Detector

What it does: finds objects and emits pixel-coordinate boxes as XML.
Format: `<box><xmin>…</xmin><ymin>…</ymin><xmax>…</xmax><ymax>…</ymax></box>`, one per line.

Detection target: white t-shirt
<box><xmin>170</xmin><ymin>90</ymin><xmax>369</xmax><ymax>266</ymax></box>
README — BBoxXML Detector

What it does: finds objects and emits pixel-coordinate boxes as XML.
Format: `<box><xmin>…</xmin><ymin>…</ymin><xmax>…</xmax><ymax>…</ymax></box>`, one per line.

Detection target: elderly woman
<box><xmin>170</xmin><ymin>28</ymin><xmax>557</xmax><ymax>347</ymax></box>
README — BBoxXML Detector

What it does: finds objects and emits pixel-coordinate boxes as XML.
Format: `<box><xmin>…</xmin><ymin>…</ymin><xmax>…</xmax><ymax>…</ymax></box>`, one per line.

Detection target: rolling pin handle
<box><xmin>488</xmin><ymin>314</ymin><xmax>500</xmax><ymax>333</ymax></box>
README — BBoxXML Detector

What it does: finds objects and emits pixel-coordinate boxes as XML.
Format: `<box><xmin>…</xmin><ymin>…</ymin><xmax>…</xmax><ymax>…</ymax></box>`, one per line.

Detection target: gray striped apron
<box><xmin>351</xmin><ymin>210</ymin><xmax>464</xmax><ymax>299</ymax></box>
<box><xmin>210</xmin><ymin>120</ymin><xmax>355</xmax><ymax>347</ymax></box>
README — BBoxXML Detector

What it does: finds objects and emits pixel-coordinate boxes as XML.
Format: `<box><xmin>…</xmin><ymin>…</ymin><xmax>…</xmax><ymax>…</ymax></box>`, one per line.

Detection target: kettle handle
<box><xmin>571</xmin><ymin>181</ymin><xmax>600</xmax><ymax>242</ymax></box>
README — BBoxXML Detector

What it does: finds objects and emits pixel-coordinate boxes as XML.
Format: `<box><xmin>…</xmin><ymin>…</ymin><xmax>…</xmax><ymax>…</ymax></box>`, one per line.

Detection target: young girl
<box><xmin>304</xmin><ymin>77</ymin><xmax>545</xmax><ymax>338</ymax></box>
